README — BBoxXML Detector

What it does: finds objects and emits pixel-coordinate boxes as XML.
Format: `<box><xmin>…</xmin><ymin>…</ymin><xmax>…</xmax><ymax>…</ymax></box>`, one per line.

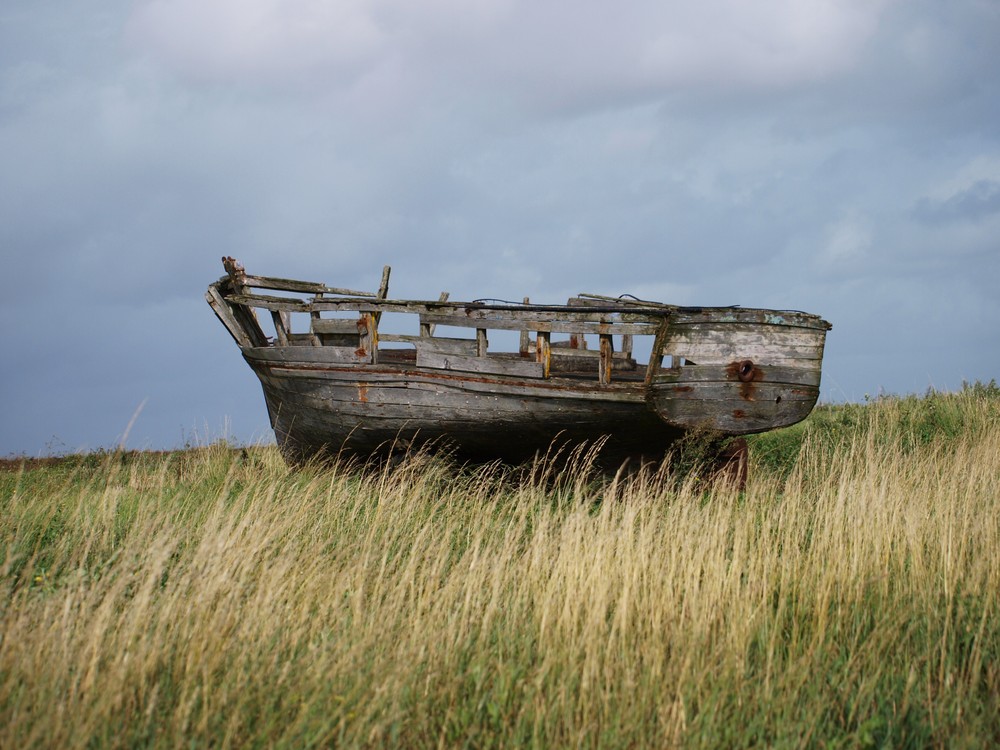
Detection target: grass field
<box><xmin>2</xmin><ymin>384</ymin><xmax>999</xmax><ymax>748</ymax></box>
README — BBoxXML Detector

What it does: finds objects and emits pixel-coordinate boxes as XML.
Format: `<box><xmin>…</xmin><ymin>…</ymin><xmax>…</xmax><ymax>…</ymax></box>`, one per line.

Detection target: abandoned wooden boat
<box><xmin>207</xmin><ymin>257</ymin><xmax>832</xmax><ymax>466</ymax></box>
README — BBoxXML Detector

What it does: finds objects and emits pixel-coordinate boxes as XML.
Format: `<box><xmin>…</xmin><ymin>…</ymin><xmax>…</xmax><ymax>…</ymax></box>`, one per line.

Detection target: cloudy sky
<box><xmin>2</xmin><ymin>0</ymin><xmax>999</xmax><ymax>456</ymax></box>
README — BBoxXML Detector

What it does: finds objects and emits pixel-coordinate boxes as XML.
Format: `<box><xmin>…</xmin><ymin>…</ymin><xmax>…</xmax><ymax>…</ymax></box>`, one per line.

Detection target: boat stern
<box><xmin>648</xmin><ymin>308</ymin><xmax>831</xmax><ymax>435</ymax></box>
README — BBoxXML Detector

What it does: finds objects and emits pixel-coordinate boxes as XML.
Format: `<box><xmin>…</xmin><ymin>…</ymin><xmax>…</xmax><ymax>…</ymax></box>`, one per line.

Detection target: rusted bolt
<box><xmin>738</xmin><ymin>359</ymin><xmax>755</xmax><ymax>383</ymax></box>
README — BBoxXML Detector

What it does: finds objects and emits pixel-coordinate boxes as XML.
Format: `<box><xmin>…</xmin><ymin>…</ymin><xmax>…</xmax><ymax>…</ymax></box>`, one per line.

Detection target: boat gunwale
<box><xmin>209</xmin><ymin>275</ymin><xmax>832</xmax><ymax>333</ymax></box>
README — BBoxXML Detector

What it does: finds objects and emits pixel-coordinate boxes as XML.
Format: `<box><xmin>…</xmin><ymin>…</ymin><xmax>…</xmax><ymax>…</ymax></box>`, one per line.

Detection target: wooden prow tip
<box><xmin>222</xmin><ymin>256</ymin><xmax>246</xmax><ymax>283</ymax></box>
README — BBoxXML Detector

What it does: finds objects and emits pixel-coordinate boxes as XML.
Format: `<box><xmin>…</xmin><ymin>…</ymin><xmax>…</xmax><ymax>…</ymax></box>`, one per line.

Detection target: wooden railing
<box><xmin>207</xmin><ymin>258</ymin><xmax>830</xmax><ymax>386</ymax></box>
<box><xmin>207</xmin><ymin>259</ymin><xmax>667</xmax><ymax>383</ymax></box>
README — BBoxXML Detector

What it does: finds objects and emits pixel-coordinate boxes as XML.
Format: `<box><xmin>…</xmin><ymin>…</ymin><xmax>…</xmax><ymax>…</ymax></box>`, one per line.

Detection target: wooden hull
<box><xmin>245</xmin><ymin>347</ymin><xmax>683</xmax><ymax>465</ymax></box>
<box><xmin>648</xmin><ymin>307</ymin><xmax>827</xmax><ymax>434</ymax></box>
<box><xmin>206</xmin><ymin>258</ymin><xmax>831</xmax><ymax>468</ymax></box>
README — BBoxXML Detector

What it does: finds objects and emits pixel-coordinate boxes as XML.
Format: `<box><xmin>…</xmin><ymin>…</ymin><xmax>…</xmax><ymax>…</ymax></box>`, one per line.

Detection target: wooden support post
<box><xmin>536</xmin><ymin>331</ymin><xmax>551</xmax><ymax>379</ymax></box>
<box><xmin>599</xmin><ymin>333</ymin><xmax>613</xmax><ymax>385</ymax></box>
<box><xmin>271</xmin><ymin>310</ymin><xmax>290</xmax><ymax>347</ymax></box>
<box><xmin>622</xmin><ymin>333</ymin><xmax>633</xmax><ymax>359</ymax></box>
<box><xmin>519</xmin><ymin>297</ymin><xmax>530</xmax><ymax>356</ymax></box>
<box><xmin>645</xmin><ymin>317</ymin><xmax>671</xmax><ymax>384</ymax></box>
<box><xmin>310</xmin><ymin>293</ymin><xmax>323</xmax><ymax>345</ymax></box>
<box><xmin>218</xmin><ymin>256</ymin><xmax>269</xmax><ymax>347</ymax></box>
<box><xmin>476</xmin><ymin>328</ymin><xmax>488</xmax><ymax>357</ymax></box>
<box><xmin>359</xmin><ymin>314</ymin><xmax>377</xmax><ymax>364</ymax></box>
<box><xmin>427</xmin><ymin>292</ymin><xmax>449</xmax><ymax>337</ymax></box>
<box><xmin>205</xmin><ymin>286</ymin><xmax>254</xmax><ymax>348</ymax></box>
<box><xmin>378</xmin><ymin>266</ymin><xmax>391</xmax><ymax>300</ymax></box>
<box><xmin>372</xmin><ymin>266</ymin><xmax>392</xmax><ymax>336</ymax></box>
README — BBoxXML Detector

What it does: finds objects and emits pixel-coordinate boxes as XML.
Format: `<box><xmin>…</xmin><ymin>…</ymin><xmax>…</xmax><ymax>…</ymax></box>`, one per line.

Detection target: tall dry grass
<box><xmin>2</xmin><ymin>389</ymin><xmax>998</xmax><ymax>748</ymax></box>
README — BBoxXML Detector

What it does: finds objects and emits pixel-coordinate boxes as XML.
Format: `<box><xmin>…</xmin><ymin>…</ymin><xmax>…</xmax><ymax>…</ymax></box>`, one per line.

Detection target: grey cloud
<box><xmin>3</xmin><ymin>0</ymin><xmax>1000</xmax><ymax>455</ymax></box>
<box><xmin>126</xmin><ymin>0</ymin><xmax>895</xmax><ymax>113</ymax></box>
<box><xmin>914</xmin><ymin>180</ymin><xmax>1000</xmax><ymax>224</ymax></box>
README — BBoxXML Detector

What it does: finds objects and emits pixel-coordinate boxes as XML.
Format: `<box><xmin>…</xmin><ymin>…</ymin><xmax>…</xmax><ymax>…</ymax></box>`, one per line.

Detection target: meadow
<box><xmin>2</xmin><ymin>384</ymin><xmax>998</xmax><ymax>748</ymax></box>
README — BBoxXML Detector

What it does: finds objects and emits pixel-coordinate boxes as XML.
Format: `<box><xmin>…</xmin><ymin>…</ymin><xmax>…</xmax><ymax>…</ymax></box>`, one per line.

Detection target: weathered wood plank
<box><xmin>241</xmin><ymin>275</ymin><xmax>326</xmax><ymax>294</ymax></box>
<box><xmin>416</xmin><ymin>351</ymin><xmax>546</xmax><ymax>378</ymax></box>
<box><xmin>417</xmin><ymin>337</ymin><xmax>478</xmax><ymax>356</ymax></box>
<box><xmin>305</xmin><ymin>299</ymin><xmax>668</xmax><ymax>323</ymax></box>
<box><xmin>311</xmin><ymin>318</ymin><xmax>363</xmax><ymax>335</ymax></box>
<box><xmin>252</xmin><ymin>345</ymin><xmax>372</xmax><ymax>364</ymax></box>
<box><xmin>417</xmin><ymin>313</ymin><xmax>655</xmax><ymax>336</ymax></box>
<box><xmin>378</xmin><ymin>333</ymin><xmax>421</xmax><ymax>345</ymax></box>
<box><xmin>655</xmin><ymin>382</ymin><xmax>818</xmax><ymax>401</ymax></box>
<box><xmin>206</xmin><ymin>286</ymin><xmax>254</xmax><ymax>348</ymax></box>
<box><xmin>548</xmin><ymin>347</ymin><xmax>633</xmax><ymax>360</ymax></box>
<box><xmin>229</xmin><ymin>293</ymin><xmax>312</xmax><ymax>312</ymax></box>
<box><xmin>572</xmin><ymin>293</ymin><xmax>668</xmax><ymax>307</ymax></box>
<box><xmin>653</xmin><ymin>362</ymin><xmax>822</xmax><ymax>387</ymax></box>
<box><xmin>549</xmin><ymin>349</ymin><xmax>637</xmax><ymax>376</ymax></box>
<box><xmin>206</xmin><ymin>284</ymin><xmax>269</xmax><ymax>348</ymax></box>
<box><xmin>241</xmin><ymin>273</ymin><xmax>377</xmax><ymax>297</ymax></box>
<box><xmin>651</xmin><ymin>385</ymin><xmax>818</xmax><ymax>433</ymax></box>
<box><xmin>664</xmin><ymin>325</ymin><xmax>827</xmax><ymax>347</ymax></box>
<box><xmin>663</xmin><ymin>342</ymin><xmax>825</xmax><ymax>364</ymax></box>
<box><xmin>669</xmin><ymin>309</ymin><xmax>831</xmax><ymax>330</ymax></box>
<box><xmin>248</xmin><ymin>355</ymin><xmax>652</xmax><ymax>404</ymax></box>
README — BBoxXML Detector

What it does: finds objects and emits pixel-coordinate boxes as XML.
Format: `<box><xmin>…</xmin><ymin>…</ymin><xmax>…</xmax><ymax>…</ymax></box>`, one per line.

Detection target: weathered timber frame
<box><xmin>208</xmin><ymin>258</ymin><xmax>831</xmax><ymax>388</ymax></box>
<box><xmin>207</xmin><ymin>257</ymin><xmax>832</xmax><ymax>463</ymax></box>
<box><xmin>207</xmin><ymin>258</ymin><xmax>681</xmax><ymax>385</ymax></box>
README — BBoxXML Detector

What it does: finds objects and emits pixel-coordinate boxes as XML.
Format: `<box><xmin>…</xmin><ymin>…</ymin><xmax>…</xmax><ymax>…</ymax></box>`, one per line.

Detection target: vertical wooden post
<box><xmin>271</xmin><ymin>310</ymin><xmax>290</xmax><ymax>347</ymax></box>
<box><xmin>423</xmin><ymin>292</ymin><xmax>450</xmax><ymax>338</ymax></box>
<box><xmin>536</xmin><ymin>331</ymin><xmax>551</xmax><ymax>379</ymax></box>
<box><xmin>378</xmin><ymin>266</ymin><xmax>391</xmax><ymax>300</ymax></box>
<box><xmin>476</xmin><ymin>328</ymin><xmax>488</xmax><ymax>357</ymax></box>
<box><xmin>359</xmin><ymin>314</ymin><xmax>377</xmax><ymax>364</ymax></box>
<box><xmin>599</xmin><ymin>333</ymin><xmax>613</xmax><ymax>385</ymax></box>
<box><xmin>519</xmin><ymin>297</ymin><xmax>530</xmax><ymax>356</ymax></box>
<box><xmin>372</xmin><ymin>266</ymin><xmax>391</xmax><ymax>359</ymax></box>
<box><xmin>645</xmin><ymin>317</ymin><xmax>671</xmax><ymax>384</ymax></box>
<box><xmin>219</xmin><ymin>256</ymin><xmax>268</xmax><ymax>347</ymax></box>
<box><xmin>310</xmin><ymin>293</ymin><xmax>323</xmax><ymax>346</ymax></box>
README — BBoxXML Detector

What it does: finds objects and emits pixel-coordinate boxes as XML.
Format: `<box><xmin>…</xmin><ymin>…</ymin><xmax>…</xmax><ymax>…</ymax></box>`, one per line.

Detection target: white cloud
<box><xmin>126</xmin><ymin>0</ymin><xmax>387</xmax><ymax>82</ymax></box>
<box><xmin>638</xmin><ymin>0</ymin><xmax>884</xmax><ymax>87</ymax></box>
<box><xmin>921</xmin><ymin>155</ymin><xmax>1000</xmax><ymax>203</ymax></box>
<box><xmin>820</xmin><ymin>211</ymin><xmax>872</xmax><ymax>270</ymax></box>
<box><xmin>126</xmin><ymin>0</ymin><xmax>895</xmax><ymax>112</ymax></box>
<box><xmin>913</xmin><ymin>155</ymin><xmax>1000</xmax><ymax>224</ymax></box>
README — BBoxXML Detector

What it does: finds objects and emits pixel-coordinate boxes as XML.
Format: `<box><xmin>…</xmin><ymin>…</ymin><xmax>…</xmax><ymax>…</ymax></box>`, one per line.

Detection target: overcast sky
<box><xmin>2</xmin><ymin>0</ymin><xmax>999</xmax><ymax>456</ymax></box>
